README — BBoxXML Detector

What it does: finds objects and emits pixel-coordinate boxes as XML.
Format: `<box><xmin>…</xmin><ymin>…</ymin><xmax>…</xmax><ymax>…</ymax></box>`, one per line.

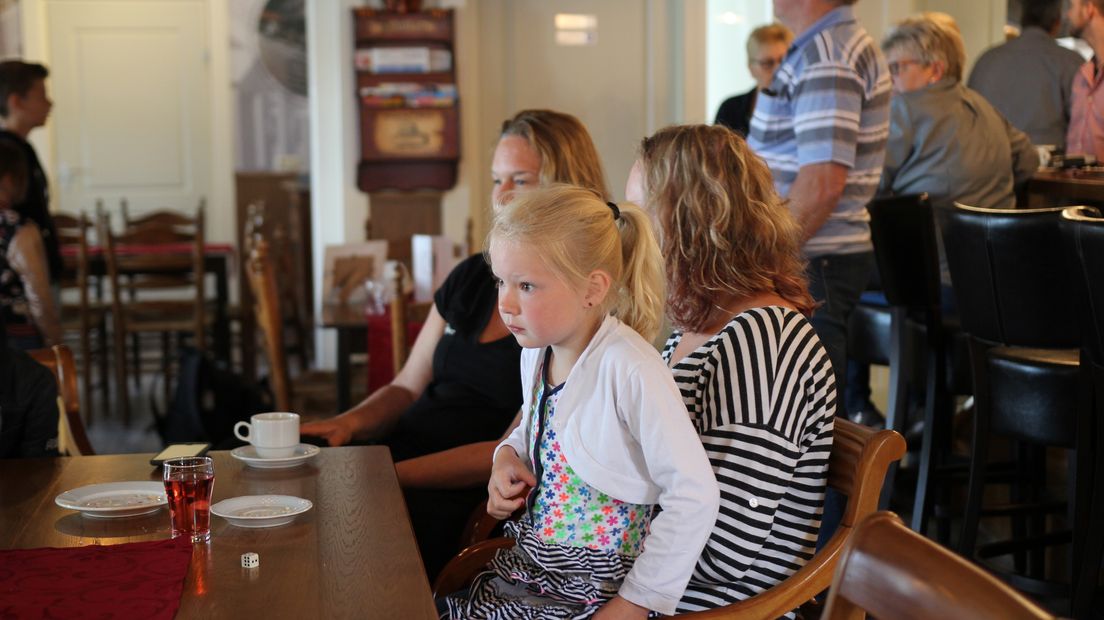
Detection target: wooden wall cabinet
<box><xmin>353</xmin><ymin>9</ymin><xmax>459</xmax><ymax>192</ymax></box>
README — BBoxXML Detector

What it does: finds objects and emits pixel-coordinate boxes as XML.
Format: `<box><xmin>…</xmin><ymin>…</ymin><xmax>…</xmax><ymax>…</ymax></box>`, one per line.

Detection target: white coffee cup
<box><xmin>234</xmin><ymin>412</ymin><xmax>300</xmax><ymax>458</ymax></box>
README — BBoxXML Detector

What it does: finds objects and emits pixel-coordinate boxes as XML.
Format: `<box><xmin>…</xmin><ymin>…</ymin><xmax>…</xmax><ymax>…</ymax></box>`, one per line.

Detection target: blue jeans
<box><xmin>806</xmin><ymin>251</ymin><xmax>873</xmax><ymax>553</ymax></box>
<box><xmin>805</xmin><ymin>251</ymin><xmax>874</xmax><ymax>403</ymax></box>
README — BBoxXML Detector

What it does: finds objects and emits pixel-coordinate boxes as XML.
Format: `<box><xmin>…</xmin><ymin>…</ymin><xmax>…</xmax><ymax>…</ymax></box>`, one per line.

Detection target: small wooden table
<box><xmin>0</xmin><ymin>447</ymin><xmax>436</xmax><ymax>619</ymax></box>
<box><xmin>321</xmin><ymin>301</ymin><xmax>372</xmax><ymax>412</ymax></box>
<box><xmin>1024</xmin><ymin>169</ymin><xmax>1104</xmax><ymax>208</ymax></box>
<box><xmin>61</xmin><ymin>243</ymin><xmax>235</xmax><ymax>364</ymax></box>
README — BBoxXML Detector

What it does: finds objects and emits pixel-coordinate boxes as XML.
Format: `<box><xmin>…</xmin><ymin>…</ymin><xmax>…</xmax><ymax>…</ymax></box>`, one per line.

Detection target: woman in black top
<box><xmin>302</xmin><ymin>109</ymin><xmax>610</xmax><ymax>579</ymax></box>
<box><xmin>714</xmin><ymin>23</ymin><xmax>792</xmax><ymax>137</ymax></box>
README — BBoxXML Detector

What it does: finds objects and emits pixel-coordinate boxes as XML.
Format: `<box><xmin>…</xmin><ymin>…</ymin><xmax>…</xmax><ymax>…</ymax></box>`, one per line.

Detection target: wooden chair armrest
<box><xmin>677</xmin><ymin>526</ymin><xmax>850</xmax><ymax>618</ymax></box>
<box><xmin>432</xmin><ymin>537</ymin><xmax>515</xmax><ymax>598</ymax></box>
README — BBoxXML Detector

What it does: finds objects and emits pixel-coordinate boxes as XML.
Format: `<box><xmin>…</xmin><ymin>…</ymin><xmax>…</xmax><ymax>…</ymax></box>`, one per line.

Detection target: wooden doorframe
<box><xmin>18</xmin><ymin>0</ymin><xmax>236</xmax><ymax>246</ymax></box>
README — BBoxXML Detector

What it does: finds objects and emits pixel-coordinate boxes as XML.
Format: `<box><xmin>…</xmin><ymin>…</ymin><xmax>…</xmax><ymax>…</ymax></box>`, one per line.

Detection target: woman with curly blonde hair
<box><xmin>627</xmin><ymin>124</ymin><xmax>836</xmax><ymax>617</ymax></box>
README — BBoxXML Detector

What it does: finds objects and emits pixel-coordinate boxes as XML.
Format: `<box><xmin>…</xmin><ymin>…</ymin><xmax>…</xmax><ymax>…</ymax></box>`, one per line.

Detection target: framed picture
<box><xmin>322</xmin><ymin>241</ymin><xmax>389</xmax><ymax>305</ymax></box>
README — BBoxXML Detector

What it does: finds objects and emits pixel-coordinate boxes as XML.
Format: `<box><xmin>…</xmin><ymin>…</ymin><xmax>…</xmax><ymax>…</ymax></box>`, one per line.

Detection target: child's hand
<box><xmin>487</xmin><ymin>447</ymin><xmax>535</xmax><ymax>519</ymax></box>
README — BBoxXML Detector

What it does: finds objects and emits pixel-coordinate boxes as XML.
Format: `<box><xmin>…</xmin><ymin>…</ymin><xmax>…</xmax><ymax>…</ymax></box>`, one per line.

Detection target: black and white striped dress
<box><xmin>662</xmin><ymin>306</ymin><xmax>836</xmax><ymax>618</ymax></box>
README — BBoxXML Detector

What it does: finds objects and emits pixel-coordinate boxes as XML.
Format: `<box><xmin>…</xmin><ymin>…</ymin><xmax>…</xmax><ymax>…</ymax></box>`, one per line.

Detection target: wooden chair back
<box><xmin>247</xmin><ymin>238</ymin><xmax>292</xmax><ymax>412</ymax></box>
<box><xmin>99</xmin><ymin>204</ymin><xmax>207</xmax><ymax>349</ymax></box>
<box><xmin>389</xmin><ymin>264</ymin><xmax>433</xmax><ymax>376</ymax></box>
<box><xmin>244</xmin><ymin>200</ymin><xmax>313</xmax><ymax>371</ymax></box>
<box><xmin>433</xmin><ymin>419</ymin><xmax>907</xmax><ymax>612</ymax></box>
<box><xmin>27</xmin><ymin>345</ymin><xmax>94</xmax><ymax>456</ymax></box>
<box><xmin>823</xmin><ymin>512</ymin><xmax>1056</xmax><ymax>620</ymax></box>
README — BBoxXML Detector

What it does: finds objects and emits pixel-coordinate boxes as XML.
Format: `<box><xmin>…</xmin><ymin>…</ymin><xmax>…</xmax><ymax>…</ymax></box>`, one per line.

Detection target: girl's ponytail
<box><xmin>608</xmin><ymin>202</ymin><xmax>665</xmax><ymax>342</ymax></box>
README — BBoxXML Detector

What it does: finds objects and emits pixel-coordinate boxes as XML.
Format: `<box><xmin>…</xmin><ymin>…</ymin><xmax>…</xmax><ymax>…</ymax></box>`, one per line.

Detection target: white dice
<box><xmin>241</xmin><ymin>552</ymin><xmax>260</xmax><ymax>568</ymax></box>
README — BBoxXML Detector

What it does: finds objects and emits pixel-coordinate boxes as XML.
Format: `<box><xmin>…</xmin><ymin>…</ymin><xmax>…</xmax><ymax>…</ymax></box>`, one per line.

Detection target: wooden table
<box><xmin>1024</xmin><ymin>169</ymin><xmax>1104</xmax><ymax>208</ymax></box>
<box><xmin>322</xmin><ymin>301</ymin><xmax>371</xmax><ymax>412</ymax></box>
<box><xmin>61</xmin><ymin>243</ymin><xmax>235</xmax><ymax>364</ymax></box>
<box><xmin>0</xmin><ymin>447</ymin><xmax>436</xmax><ymax>619</ymax></box>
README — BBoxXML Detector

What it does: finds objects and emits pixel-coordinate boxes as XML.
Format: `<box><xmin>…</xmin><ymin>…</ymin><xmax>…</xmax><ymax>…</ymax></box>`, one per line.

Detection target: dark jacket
<box><xmin>714</xmin><ymin>87</ymin><xmax>758</xmax><ymax>137</ymax></box>
<box><xmin>0</xmin><ymin>343</ymin><xmax>60</xmax><ymax>458</ymax></box>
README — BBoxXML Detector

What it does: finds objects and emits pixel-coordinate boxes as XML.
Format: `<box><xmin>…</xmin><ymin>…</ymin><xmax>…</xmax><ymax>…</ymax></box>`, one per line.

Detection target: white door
<box><xmin>46</xmin><ymin>0</ymin><xmax>211</xmax><ymax>220</ymax></box>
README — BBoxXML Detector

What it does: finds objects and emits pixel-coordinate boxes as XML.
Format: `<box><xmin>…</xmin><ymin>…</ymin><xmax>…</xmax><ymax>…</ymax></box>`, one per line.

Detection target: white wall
<box><xmin>305</xmin><ymin>0</ymin><xmax>365</xmax><ymax>365</ymax></box>
<box><xmin>705</xmin><ymin>0</ymin><xmax>774</xmax><ymax>123</ymax></box>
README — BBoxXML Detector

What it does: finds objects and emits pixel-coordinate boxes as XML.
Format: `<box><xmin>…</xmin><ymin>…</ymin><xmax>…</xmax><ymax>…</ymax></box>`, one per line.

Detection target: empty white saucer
<box><xmin>55</xmin><ymin>481</ymin><xmax>167</xmax><ymax>518</ymax></box>
<box><xmin>211</xmin><ymin>495</ymin><xmax>312</xmax><ymax>528</ymax></box>
<box><xmin>230</xmin><ymin>443</ymin><xmax>320</xmax><ymax>469</ymax></box>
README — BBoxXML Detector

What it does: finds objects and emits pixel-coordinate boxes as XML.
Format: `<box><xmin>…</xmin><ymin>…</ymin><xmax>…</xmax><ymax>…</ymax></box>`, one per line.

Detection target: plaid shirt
<box><xmin>748</xmin><ymin>6</ymin><xmax>890</xmax><ymax>257</ymax></box>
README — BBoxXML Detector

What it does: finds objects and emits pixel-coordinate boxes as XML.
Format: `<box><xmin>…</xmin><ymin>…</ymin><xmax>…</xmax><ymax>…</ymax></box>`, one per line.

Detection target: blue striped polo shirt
<box><xmin>748</xmin><ymin>6</ymin><xmax>891</xmax><ymax>257</ymax></box>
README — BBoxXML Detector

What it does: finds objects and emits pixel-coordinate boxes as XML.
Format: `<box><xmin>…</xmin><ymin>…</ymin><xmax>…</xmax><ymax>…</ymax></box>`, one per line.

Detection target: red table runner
<box><xmin>60</xmin><ymin>243</ymin><xmax>234</xmax><ymax>257</ymax></box>
<box><xmin>0</xmin><ymin>537</ymin><xmax>193</xmax><ymax>619</ymax></box>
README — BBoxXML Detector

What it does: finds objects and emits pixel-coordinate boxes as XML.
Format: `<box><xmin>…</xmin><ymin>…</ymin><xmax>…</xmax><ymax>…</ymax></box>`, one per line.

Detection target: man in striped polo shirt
<box><xmin>748</xmin><ymin>0</ymin><xmax>890</xmax><ymax>409</ymax></box>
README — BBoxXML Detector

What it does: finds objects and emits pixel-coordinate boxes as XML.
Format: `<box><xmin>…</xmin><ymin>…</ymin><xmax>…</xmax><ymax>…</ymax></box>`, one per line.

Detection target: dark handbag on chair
<box><xmin>155</xmin><ymin>347</ymin><xmax>273</xmax><ymax>448</ymax></box>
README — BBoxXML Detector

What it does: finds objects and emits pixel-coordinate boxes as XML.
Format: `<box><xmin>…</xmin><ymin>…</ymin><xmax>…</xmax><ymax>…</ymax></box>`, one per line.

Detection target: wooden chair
<box><xmin>246</xmin><ymin>238</ymin><xmax>334</xmax><ymax>415</ymax></box>
<box><xmin>822</xmin><ymin>512</ymin><xmax>1055</xmax><ymax>620</ymax></box>
<box><xmin>99</xmin><ymin>205</ymin><xmax>208</xmax><ymax>424</ymax></box>
<box><xmin>243</xmin><ymin>200</ymin><xmax>313</xmax><ymax>374</ymax></box>
<box><xmin>432</xmin><ymin>418</ymin><xmax>907</xmax><ymax>619</ymax></box>
<box><xmin>389</xmin><ymin>263</ymin><xmax>433</xmax><ymax>376</ymax></box>
<box><xmin>27</xmin><ymin>344</ymin><xmax>95</xmax><ymax>456</ymax></box>
<box><xmin>52</xmin><ymin>211</ymin><xmax>110</xmax><ymax>425</ymax></box>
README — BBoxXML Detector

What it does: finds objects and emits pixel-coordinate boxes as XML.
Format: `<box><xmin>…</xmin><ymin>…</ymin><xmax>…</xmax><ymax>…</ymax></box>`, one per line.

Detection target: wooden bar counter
<box><xmin>0</xmin><ymin>446</ymin><xmax>436</xmax><ymax>619</ymax></box>
<box><xmin>1024</xmin><ymin>168</ymin><xmax>1104</xmax><ymax>208</ymax></box>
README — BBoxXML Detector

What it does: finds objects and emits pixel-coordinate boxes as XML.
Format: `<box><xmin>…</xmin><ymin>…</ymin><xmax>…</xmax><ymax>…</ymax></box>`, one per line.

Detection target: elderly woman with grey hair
<box><xmin>846</xmin><ymin>15</ymin><xmax>1038</xmax><ymax>420</ymax></box>
<box><xmin>879</xmin><ymin>15</ymin><xmax>1038</xmax><ymax>218</ymax></box>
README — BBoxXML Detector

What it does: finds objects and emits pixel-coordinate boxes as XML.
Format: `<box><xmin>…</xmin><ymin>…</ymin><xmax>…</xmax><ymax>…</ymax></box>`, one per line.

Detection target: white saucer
<box><xmin>55</xmin><ymin>481</ymin><xmax>167</xmax><ymax>519</ymax></box>
<box><xmin>230</xmin><ymin>443</ymin><xmax>320</xmax><ymax>469</ymax></box>
<box><xmin>210</xmin><ymin>495</ymin><xmax>312</xmax><ymax>528</ymax></box>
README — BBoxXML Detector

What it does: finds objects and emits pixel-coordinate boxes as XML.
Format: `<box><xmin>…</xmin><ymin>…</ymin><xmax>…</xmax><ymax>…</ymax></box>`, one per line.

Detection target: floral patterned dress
<box><xmin>444</xmin><ymin>350</ymin><xmax>654</xmax><ymax>619</ymax></box>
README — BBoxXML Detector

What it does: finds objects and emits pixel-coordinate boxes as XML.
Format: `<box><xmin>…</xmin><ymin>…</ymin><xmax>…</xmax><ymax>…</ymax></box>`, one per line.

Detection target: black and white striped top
<box><xmin>662</xmin><ymin>306</ymin><xmax>836</xmax><ymax>617</ymax></box>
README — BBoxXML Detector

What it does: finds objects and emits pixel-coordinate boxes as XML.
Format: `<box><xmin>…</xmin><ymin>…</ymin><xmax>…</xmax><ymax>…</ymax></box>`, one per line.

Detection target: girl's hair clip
<box><xmin>607</xmin><ymin>201</ymin><xmax>621</xmax><ymax>220</ymax></box>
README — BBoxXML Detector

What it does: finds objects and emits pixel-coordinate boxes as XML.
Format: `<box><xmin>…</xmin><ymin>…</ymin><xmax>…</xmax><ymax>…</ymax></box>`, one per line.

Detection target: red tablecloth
<box><xmin>60</xmin><ymin>243</ymin><xmax>234</xmax><ymax>257</ymax></box>
<box><xmin>0</xmin><ymin>537</ymin><xmax>193</xmax><ymax>619</ymax></box>
<box><xmin>366</xmin><ymin>308</ymin><xmax>424</xmax><ymax>391</ymax></box>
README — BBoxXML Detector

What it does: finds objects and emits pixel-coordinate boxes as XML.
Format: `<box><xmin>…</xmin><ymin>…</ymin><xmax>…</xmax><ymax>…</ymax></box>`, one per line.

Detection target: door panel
<box><xmin>48</xmin><ymin>1</ymin><xmax>209</xmax><ymax>217</ymax></box>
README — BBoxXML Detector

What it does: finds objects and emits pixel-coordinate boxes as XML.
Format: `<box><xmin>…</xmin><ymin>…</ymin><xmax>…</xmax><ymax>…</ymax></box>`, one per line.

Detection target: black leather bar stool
<box><xmin>858</xmin><ymin>194</ymin><xmax>970</xmax><ymax>538</ymax></box>
<box><xmin>945</xmin><ymin>202</ymin><xmax>1087</xmax><ymax>613</ymax></box>
<box><xmin>1059</xmin><ymin>205</ymin><xmax>1104</xmax><ymax>618</ymax></box>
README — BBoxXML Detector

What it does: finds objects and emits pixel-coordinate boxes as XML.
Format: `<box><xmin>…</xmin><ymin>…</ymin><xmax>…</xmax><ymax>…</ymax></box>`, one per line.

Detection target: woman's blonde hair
<box><xmin>638</xmin><ymin>125</ymin><xmax>814</xmax><ymax>331</ymax></box>
<box><xmin>487</xmin><ymin>184</ymin><xmax>665</xmax><ymax>342</ymax></box>
<box><xmin>882</xmin><ymin>14</ymin><xmax>966</xmax><ymax>82</ymax></box>
<box><xmin>746</xmin><ymin>23</ymin><xmax>793</xmax><ymax>58</ymax></box>
<box><xmin>499</xmin><ymin>109</ymin><xmax>610</xmax><ymax>200</ymax></box>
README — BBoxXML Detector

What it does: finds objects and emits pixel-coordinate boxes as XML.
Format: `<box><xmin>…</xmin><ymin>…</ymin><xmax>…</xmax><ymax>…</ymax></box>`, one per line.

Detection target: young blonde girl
<box><xmin>445</xmin><ymin>185</ymin><xmax>720</xmax><ymax>619</ymax></box>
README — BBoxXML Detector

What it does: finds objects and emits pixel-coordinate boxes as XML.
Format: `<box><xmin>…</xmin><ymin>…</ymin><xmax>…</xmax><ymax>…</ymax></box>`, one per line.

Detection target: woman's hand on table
<box><xmin>487</xmin><ymin>447</ymin><xmax>534</xmax><ymax>519</ymax></box>
<box><xmin>300</xmin><ymin>418</ymin><xmax>354</xmax><ymax>447</ymax></box>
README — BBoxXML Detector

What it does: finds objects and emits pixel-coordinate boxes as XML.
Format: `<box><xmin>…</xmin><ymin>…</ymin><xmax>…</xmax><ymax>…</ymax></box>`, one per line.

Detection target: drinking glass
<box><xmin>163</xmin><ymin>456</ymin><xmax>215</xmax><ymax>543</ymax></box>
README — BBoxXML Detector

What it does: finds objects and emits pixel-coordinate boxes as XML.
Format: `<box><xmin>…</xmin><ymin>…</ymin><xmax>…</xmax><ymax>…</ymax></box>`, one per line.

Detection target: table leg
<box><xmin>337</xmin><ymin>327</ymin><xmax>351</xmax><ymax>412</ymax></box>
<box><xmin>213</xmin><ymin>257</ymin><xmax>231</xmax><ymax>364</ymax></box>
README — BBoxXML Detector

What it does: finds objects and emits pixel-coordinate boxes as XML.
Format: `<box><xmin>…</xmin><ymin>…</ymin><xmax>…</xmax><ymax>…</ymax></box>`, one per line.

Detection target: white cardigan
<box><xmin>497</xmin><ymin>315</ymin><xmax>720</xmax><ymax>615</ymax></box>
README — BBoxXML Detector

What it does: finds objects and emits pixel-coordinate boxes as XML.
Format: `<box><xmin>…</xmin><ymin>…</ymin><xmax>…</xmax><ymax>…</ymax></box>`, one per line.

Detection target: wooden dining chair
<box><xmin>432</xmin><ymin>418</ymin><xmax>907</xmax><ymax>620</ymax></box>
<box><xmin>52</xmin><ymin>211</ymin><xmax>110</xmax><ymax>425</ymax></box>
<box><xmin>243</xmin><ymin>200</ymin><xmax>313</xmax><ymax>374</ymax></box>
<box><xmin>246</xmin><ymin>238</ymin><xmax>334</xmax><ymax>415</ymax></box>
<box><xmin>27</xmin><ymin>344</ymin><xmax>95</xmax><ymax>456</ymax></box>
<box><xmin>99</xmin><ymin>204</ymin><xmax>209</xmax><ymax>424</ymax></box>
<box><xmin>822</xmin><ymin>512</ymin><xmax>1055</xmax><ymax>620</ymax></box>
<box><xmin>389</xmin><ymin>263</ymin><xmax>433</xmax><ymax>376</ymax></box>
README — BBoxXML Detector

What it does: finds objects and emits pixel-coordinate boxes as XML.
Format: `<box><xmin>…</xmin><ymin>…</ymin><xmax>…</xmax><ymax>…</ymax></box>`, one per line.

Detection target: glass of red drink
<box><xmin>163</xmin><ymin>456</ymin><xmax>215</xmax><ymax>543</ymax></box>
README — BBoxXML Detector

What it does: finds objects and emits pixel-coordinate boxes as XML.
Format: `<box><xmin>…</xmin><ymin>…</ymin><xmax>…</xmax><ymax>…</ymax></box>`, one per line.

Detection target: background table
<box><xmin>61</xmin><ymin>243</ymin><xmax>235</xmax><ymax>363</ymax></box>
<box><xmin>1024</xmin><ymin>169</ymin><xmax>1104</xmax><ymax>209</ymax></box>
<box><xmin>0</xmin><ymin>446</ymin><xmax>436</xmax><ymax>619</ymax></box>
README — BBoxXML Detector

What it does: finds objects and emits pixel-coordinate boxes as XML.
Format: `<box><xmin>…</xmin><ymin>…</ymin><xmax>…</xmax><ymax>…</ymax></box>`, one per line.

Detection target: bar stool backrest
<box><xmin>867</xmin><ymin>193</ymin><xmax>941</xmax><ymax>311</ymax></box>
<box><xmin>1060</xmin><ymin>206</ymin><xmax>1104</xmax><ymax>366</ymax></box>
<box><xmin>945</xmin><ymin>203</ymin><xmax>1078</xmax><ymax>349</ymax></box>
